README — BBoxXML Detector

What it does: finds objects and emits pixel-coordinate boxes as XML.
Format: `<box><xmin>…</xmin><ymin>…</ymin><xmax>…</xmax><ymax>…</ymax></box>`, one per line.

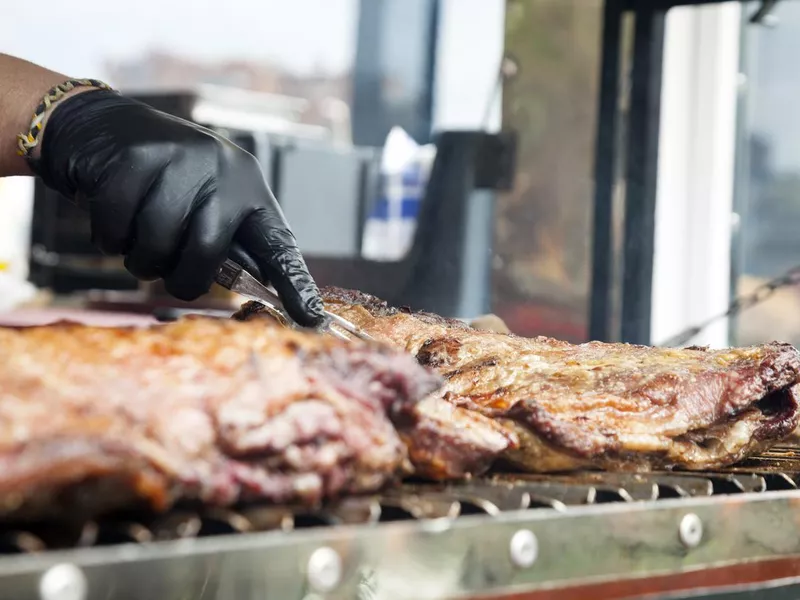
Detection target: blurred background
<box><xmin>0</xmin><ymin>0</ymin><xmax>798</xmax><ymax>349</ymax></box>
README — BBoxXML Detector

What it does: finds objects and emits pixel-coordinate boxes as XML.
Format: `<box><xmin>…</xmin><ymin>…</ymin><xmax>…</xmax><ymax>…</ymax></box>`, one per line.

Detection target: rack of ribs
<box><xmin>235</xmin><ymin>288</ymin><xmax>800</xmax><ymax>474</ymax></box>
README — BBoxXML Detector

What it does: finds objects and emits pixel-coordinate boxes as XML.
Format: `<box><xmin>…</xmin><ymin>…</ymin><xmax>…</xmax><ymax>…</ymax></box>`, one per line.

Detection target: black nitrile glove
<box><xmin>31</xmin><ymin>89</ymin><xmax>324</xmax><ymax>327</ymax></box>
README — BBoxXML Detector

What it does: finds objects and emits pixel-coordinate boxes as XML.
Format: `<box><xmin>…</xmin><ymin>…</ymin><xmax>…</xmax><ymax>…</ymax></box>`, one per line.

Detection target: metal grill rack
<box><xmin>1</xmin><ymin>445</ymin><xmax>799</xmax><ymax>556</ymax></box>
<box><xmin>5</xmin><ymin>447</ymin><xmax>800</xmax><ymax>599</ymax></box>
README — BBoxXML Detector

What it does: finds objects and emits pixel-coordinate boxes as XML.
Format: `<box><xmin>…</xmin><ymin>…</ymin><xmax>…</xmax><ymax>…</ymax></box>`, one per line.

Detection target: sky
<box><xmin>3</xmin><ymin>0</ymin><xmax>796</xmax><ymax>171</ymax></box>
<box><xmin>0</xmin><ymin>0</ymin><xmax>358</xmax><ymax>78</ymax></box>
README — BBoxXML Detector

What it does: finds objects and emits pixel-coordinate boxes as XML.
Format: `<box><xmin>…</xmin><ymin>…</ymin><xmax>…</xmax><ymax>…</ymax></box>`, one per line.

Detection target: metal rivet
<box><xmin>509</xmin><ymin>529</ymin><xmax>538</xmax><ymax>569</ymax></box>
<box><xmin>679</xmin><ymin>513</ymin><xmax>703</xmax><ymax>549</ymax></box>
<box><xmin>39</xmin><ymin>563</ymin><xmax>87</xmax><ymax>600</ymax></box>
<box><xmin>306</xmin><ymin>546</ymin><xmax>342</xmax><ymax>593</ymax></box>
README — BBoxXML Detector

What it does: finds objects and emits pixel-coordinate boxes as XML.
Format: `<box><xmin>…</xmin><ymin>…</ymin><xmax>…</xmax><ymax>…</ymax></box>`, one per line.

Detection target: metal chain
<box><xmin>658</xmin><ymin>264</ymin><xmax>800</xmax><ymax>347</ymax></box>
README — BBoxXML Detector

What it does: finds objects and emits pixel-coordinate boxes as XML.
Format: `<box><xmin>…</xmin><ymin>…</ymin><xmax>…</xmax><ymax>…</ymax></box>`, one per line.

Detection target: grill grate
<box><xmin>2</xmin><ymin>445</ymin><xmax>800</xmax><ymax>555</ymax></box>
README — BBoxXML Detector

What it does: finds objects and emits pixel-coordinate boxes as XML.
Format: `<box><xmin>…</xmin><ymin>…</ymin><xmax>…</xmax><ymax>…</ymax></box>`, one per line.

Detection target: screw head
<box><xmin>306</xmin><ymin>546</ymin><xmax>342</xmax><ymax>593</ymax></box>
<box><xmin>39</xmin><ymin>563</ymin><xmax>87</xmax><ymax>600</ymax></box>
<box><xmin>509</xmin><ymin>529</ymin><xmax>538</xmax><ymax>569</ymax></box>
<box><xmin>679</xmin><ymin>513</ymin><xmax>703</xmax><ymax>549</ymax></box>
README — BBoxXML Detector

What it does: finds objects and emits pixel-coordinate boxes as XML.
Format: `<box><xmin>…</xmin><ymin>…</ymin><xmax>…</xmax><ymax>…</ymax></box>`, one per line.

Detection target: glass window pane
<box><xmin>734</xmin><ymin>1</ymin><xmax>800</xmax><ymax>347</ymax></box>
<box><xmin>496</xmin><ymin>0</ymin><xmax>604</xmax><ymax>341</ymax></box>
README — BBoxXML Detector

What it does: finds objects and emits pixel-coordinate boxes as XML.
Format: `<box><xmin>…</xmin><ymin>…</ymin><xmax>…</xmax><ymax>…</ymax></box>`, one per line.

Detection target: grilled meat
<box><xmin>232</xmin><ymin>305</ymin><xmax>516</xmax><ymax>480</ymax></box>
<box><xmin>398</xmin><ymin>396</ymin><xmax>516</xmax><ymax>480</ymax></box>
<box><xmin>0</xmin><ymin>317</ymin><xmax>441</xmax><ymax>520</ymax></box>
<box><xmin>236</xmin><ymin>289</ymin><xmax>800</xmax><ymax>474</ymax></box>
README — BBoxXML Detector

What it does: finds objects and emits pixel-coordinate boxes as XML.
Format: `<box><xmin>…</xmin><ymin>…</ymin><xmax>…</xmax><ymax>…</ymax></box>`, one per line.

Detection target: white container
<box><xmin>362</xmin><ymin>127</ymin><xmax>436</xmax><ymax>261</ymax></box>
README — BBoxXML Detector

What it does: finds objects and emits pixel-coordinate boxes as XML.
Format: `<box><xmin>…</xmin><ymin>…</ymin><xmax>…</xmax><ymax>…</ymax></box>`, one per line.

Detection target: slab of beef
<box><xmin>0</xmin><ymin>316</ymin><xmax>441</xmax><ymax>520</ymax></box>
<box><xmin>232</xmin><ymin>310</ymin><xmax>516</xmax><ymax>480</ymax></box>
<box><xmin>237</xmin><ymin>288</ymin><xmax>800</xmax><ymax>474</ymax></box>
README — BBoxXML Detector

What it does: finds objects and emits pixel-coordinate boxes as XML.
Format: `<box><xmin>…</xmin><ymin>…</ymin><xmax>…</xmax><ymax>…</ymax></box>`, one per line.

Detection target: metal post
<box><xmin>589</xmin><ymin>0</ymin><xmax>625</xmax><ymax>342</ymax></box>
<box><xmin>619</xmin><ymin>6</ymin><xmax>666</xmax><ymax>345</ymax></box>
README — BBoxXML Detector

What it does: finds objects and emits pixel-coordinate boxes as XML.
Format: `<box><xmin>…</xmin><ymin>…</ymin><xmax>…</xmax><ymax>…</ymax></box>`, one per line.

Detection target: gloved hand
<box><xmin>30</xmin><ymin>89</ymin><xmax>324</xmax><ymax>327</ymax></box>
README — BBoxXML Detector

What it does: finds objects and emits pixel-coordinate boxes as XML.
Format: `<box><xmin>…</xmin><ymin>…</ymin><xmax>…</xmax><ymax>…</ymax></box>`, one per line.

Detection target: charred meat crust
<box><xmin>500</xmin><ymin>386</ymin><xmax>800</xmax><ymax>472</ymax></box>
<box><xmin>499</xmin><ymin>343</ymin><xmax>800</xmax><ymax>459</ymax></box>
<box><xmin>753</xmin><ymin>386</ymin><xmax>800</xmax><ymax>441</ymax></box>
<box><xmin>316</xmin><ymin>288</ymin><xmax>800</xmax><ymax>474</ymax></box>
<box><xmin>319</xmin><ymin>287</ymin><xmax>471</xmax><ymax>329</ymax></box>
<box><xmin>235</xmin><ymin>293</ymin><xmax>800</xmax><ymax>474</ymax></box>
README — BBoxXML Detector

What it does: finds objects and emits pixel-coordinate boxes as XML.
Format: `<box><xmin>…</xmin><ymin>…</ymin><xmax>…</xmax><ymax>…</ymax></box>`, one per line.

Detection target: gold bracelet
<box><xmin>16</xmin><ymin>78</ymin><xmax>114</xmax><ymax>158</ymax></box>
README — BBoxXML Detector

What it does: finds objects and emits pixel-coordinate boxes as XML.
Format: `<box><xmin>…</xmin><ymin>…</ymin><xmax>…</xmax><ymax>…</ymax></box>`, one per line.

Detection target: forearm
<box><xmin>0</xmin><ymin>54</ymin><xmax>69</xmax><ymax>177</ymax></box>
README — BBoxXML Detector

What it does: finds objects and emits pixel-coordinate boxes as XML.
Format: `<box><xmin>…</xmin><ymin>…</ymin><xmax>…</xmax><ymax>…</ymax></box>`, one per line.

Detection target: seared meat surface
<box><xmin>0</xmin><ymin>317</ymin><xmax>441</xmax><ymax>520</ymax></box>
<box><xmin>277</xmin><ymin>288</ymin><xmax>800</xmax><ymax>473</ymax></box>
